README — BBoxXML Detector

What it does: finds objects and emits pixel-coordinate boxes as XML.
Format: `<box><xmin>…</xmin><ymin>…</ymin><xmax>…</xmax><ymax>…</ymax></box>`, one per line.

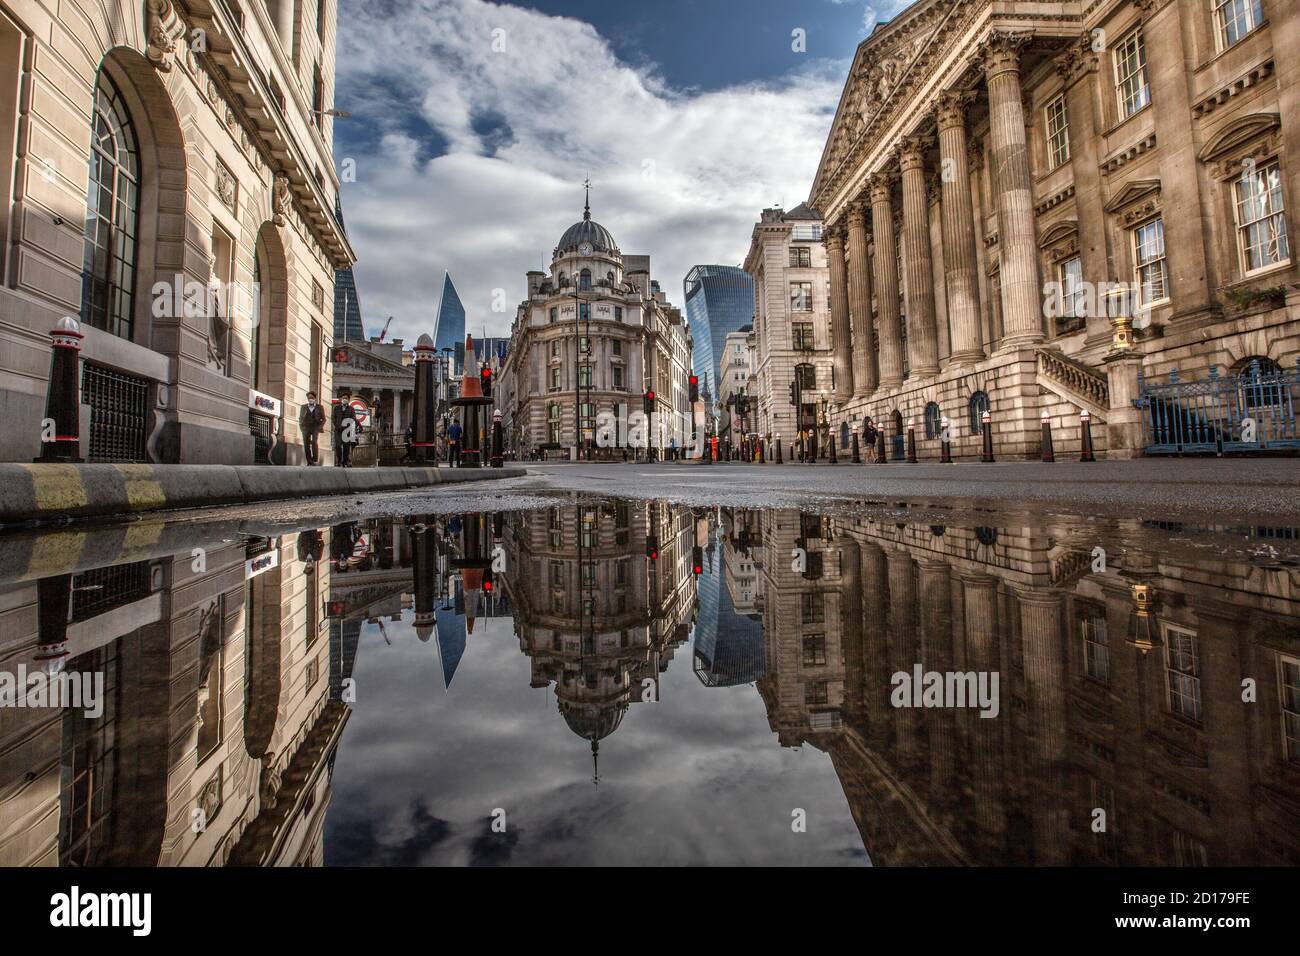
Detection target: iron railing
<box><xmin>1134</xmin><ymin>361</ymin><xmax>1300</xmax><ymax>454</ymax></box>
<box><xmin>83</xmin><ymin>363</ymin><xmax>149</xmax><ymax>462</ymax></box>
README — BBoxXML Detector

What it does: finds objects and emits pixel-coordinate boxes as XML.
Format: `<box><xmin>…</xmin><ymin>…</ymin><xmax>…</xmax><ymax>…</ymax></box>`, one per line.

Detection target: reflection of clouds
<box><xmin>325</xmin><ymin>607</ymin><xmax>866</xmax><ymax>865</ymax></box>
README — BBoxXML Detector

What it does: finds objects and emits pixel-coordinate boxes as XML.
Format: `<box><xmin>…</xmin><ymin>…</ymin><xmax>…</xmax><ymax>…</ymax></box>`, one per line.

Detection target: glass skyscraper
<box><xmin>434</xmin><ymin>272</ymin><xmax>466</xmax><ymax>353</ymax></box>
<box><xmin>683</xmin><ymin>265</ymin><xmax>755</xmax><ymax>402</ymax></box>
<box><xmin>333</xmin><ymin>196</ymin><xmax>365</xmax><ymax>342</ymax></box>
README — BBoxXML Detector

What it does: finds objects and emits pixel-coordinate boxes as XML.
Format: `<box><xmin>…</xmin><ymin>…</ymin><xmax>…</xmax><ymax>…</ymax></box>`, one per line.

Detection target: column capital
<box><xmin>823</xmin><ymin>223</ymin><xmax>846</xmax><ymax>249</ymax></box>
<box><xmin>847</xmin><ymin>201</ymin><xmax>869</xmax><ymax>228</ymax></box>
<box><xmin>1054</xmin><ymin>30</ymin><xmax>1100</xmax><ymax>87</ymax></box>
<box><xmin>897</xmin><ymin>135</ymin><xmax>932</xmax><ymax>172</ymax></box>
<box><xmin>934</xmin><ymin>89</ymin><xmax>974</xmax><ymax>132</ymax></box>
<box><xmin>974</xmin><ymin>29</ymin><xmax>1030</xmax><ymax>78</ymax></box>
<box><xmin>867</xmin><ymin>171</ymin><xmax>895</xmax><ymax>204</ymax></box>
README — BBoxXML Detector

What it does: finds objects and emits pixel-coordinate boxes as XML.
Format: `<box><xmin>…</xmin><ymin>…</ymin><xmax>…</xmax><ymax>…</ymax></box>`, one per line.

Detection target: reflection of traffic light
<box><xmin>480</xmin><ymin>365</ymin><xmax>493</xmax><ymax>398</ymax></box>
<box><xmin>643</xmin><ymin>390</ymin><xmax>655</xmax><ymax>414</ymax></box>
<box><xmin>688</xmin><ymin>375</ymin><xmax>699</xmax><ymax>403</ymax></box>
<box><xmin>692</xmin><ymin>546</ymin><xmax>703</xmax><ymax>576</ymax></box>
<box><xmin>645</xmin><ymin>534</ymin><xmax>659</xmax><ymax>559</ymax></box>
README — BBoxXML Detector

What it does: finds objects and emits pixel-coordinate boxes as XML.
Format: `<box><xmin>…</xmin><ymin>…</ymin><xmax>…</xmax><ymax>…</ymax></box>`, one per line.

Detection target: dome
<box><xmin>556</xmin><ymin>205</ymin><xmax>619</xmax><ymax>257</ymax></box>
<box><xmin>559</xmin><ymin>700</ymin><xmax>627</xmax><ymax>742</ymax></box>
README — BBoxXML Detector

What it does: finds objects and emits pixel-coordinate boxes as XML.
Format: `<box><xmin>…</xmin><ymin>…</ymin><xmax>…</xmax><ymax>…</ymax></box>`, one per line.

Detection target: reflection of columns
<box><xmin>887</xmin><ymin>547</ymin><xmax>920</xmax><ymax>770</ymax></box>
<box><xmin>935</xmin><ymin>92</ymin><xmax>984</xmax><ymax>364</ymax></box>
<box><xmin>860</xmin><ymin>541</ymin><xmax>892</xmax><ymax>749</ymax></box>
<box><xmin>839</xmin><ymin>537</ymin><xmax>864</xmax><ymax>721</ymax></box>
<box><xmin>899</xmin><ymin>137</ymin><xmax>939</xmax><ymax>375</ymax></box>
<box><xmin>1017</xmin><ymin>587</ymin><xmax>1068</xmax><ymax>864</ymax></box>
<box><xmin>961</xmin><ymin>571</ymin><xmax>1004</xmax><ymax>859</ymax></box>
<box><xmin>1196</xmin><ymin>601</ymin><xmax>1254</xmax><ymax>865</ymax></box>
<box><xmin>825</xmin><ymin>226</ymin><xmax>854</xmax><ymax>402</ymax></box>
<box><xmin>917</xmin><ymin>558</ymin><xmax>955</xmax><ymax>803</ymax></box>
<box><xmin>846</xmin><ymin>203</ymin><xmax>877</xmax><ymax>397</ymax></box>
<box><xmin>869</xmin><ymin>175</ymin><xmax>905</xmax><ymax>389</ymax></box>
<box><xmin>980</xmin><ymin>31</ymin><xmax>1044</xmax><ymax>346</ymax></box>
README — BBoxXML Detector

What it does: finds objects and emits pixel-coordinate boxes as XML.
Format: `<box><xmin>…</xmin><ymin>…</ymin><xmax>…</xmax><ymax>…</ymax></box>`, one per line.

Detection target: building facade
<box><xmin>744</xmin><ymin>204</ymin><xmax>836</xmax><ymax>453</ymax></box>
<box><xmin>683</xmin><ymin>264</ymin><xmax>755</xmax><ymax>415</ymax></box>
<box><xmin>497</xmin><ymin>200</ymin><xmax>693</xmax><ymax>459</ymax></box>
<box><xmin>0</xmin><ymin>0</ymin><xmax>352</xmax><ymax>465</ymax></box>
<box><xmin>802</xmin><ymin>0</ymin><xmax>1300</xmax><ymax>460</ymax></box>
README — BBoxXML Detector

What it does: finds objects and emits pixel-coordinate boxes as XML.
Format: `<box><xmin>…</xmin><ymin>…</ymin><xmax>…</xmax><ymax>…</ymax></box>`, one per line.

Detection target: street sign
<box><xmin>348</xmin><ymin>398</ymin><xmax>371</xmax><ymax>428</ymax></box>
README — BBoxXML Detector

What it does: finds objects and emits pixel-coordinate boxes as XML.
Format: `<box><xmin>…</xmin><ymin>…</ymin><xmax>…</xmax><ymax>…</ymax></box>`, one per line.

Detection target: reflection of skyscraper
<box><xmin>683</xmin><ymin>265</ymin><xmax>755</xmax><ymax>402</ymax></box>
<box><xmin>693</xmin><ymin>540</ymin><xmax>764</xmax><ymax>687</ymax></box>
<box><xmin>434</xmin><ymin>272</ymin><xmax>466</xmax><ymax>354</ymax></box>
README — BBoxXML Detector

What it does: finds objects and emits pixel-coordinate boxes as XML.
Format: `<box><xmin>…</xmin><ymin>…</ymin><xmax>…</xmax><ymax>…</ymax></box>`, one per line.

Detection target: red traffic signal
<box><xmin>688</xmin><ymin>375</ymin><xmax>699</xmax><ymax>403</ymax></box>
<box><xmin>333</xmin><ymin>347</ymin><xmax>350</xmax><ymax>364</ymax></box>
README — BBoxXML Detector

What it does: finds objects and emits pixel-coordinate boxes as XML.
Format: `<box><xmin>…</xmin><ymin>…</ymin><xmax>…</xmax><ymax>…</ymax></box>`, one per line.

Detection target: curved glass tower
<box><xmin>683</xmin><ymin>265</ymin><xmax>755</xmax><ymax>401</ymax></box>
<box><xmin>433</xmin><ymin>272</ymin><xmax>466</xmax><ymax>353</ymax></box>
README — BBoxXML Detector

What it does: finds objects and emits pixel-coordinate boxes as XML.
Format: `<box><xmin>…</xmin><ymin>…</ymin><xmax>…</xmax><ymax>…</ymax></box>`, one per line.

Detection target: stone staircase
<box><xmin>1036</xmin><ymin>347</ymin><xmax>1110</xmax><ymax>419</ymax></box>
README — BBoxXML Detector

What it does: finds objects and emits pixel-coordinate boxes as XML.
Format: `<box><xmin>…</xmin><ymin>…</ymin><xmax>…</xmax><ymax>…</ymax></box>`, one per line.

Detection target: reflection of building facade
<box><xmin>0</xmin><ymin>524</ymin><xmax>348</xmax><ymax>865</ymax></box>
<box><xmin>0</xmin><ymin>0</ymin><xmax>351</xmax><ymax>465</ymax></box>
<box><xmin>807</xmin><ymin>0</ymin><xmax>1300</xmax><ymax>460</ymax></box>
<box><xmin>754</xmin><ymin>506</ymin><xmax>1300</xmax><ymax>866</ymax></box>
<box><xmin>497</xmin><ymin>199</ymin><xmax>692</xmax><ymax>459</ymax></box>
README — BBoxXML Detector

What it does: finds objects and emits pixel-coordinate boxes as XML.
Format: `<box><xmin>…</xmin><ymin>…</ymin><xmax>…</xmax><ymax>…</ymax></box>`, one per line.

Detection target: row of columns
<box><xmin>824</xmin><ymin>32</ymin><xmax>1046</xmax><ymax>403</ymax></box>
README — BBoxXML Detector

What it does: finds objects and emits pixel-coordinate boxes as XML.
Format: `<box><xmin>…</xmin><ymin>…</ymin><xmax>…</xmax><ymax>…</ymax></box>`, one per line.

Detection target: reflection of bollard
<box><xmin>776</xmin><ymin>438</ymin><xmax>783</xmax><ymax>464</ymax></box>
<box><xmin>1080</xmin><ymin>408</ymin><xmax>1096</xmax><ymax>462</ymax></box>
<box><xmin>981</xmin><ymin>410</ymin><xmax>995</xmax><ymax>462</ymax></box>
<box><xmin>876</xmin><ymin>431</ymin><xmax>887</xmax><ymax>464</ymax></box>
<box><xmin>851</xmin><ymin>433</ymin><xmax>861</xmax><ymax>463</ymax></box>
<box><xmin>906</xmin><ymin>420</ymin><xmax>917</xmax><ymax>463</ymax></box>
<box><xmin>1040</xmin><ymin>410</ymin><xmax>1055</xmax><ymax>463</ymax></box>
<box><xmin>39</xmin><ymin>317</ymin><xmax>83</xmax><ymax>463</ymax></box>
<box><xmin>940</xmin><ymin>416</ymin><xmax>952</xmax><ymax>463</ymax></box>
<box><xmin>829</xmin><ymin>437</ymin><xmax>837</xmax><ymax>464</ymax></box>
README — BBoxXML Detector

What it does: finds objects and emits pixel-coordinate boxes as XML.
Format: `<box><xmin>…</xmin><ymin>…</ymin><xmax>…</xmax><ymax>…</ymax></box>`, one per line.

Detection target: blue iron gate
<box><xmin>1134</xmin><ymin>360</ymin><xmax>1300</xmax><ymax>453</ymax></box>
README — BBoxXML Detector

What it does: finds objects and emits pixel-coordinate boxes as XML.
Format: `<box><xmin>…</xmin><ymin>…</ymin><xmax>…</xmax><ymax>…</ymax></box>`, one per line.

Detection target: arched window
<box><xmin>251</xmin><ymin>248</ymin><xmax>266</xmax><ymax>389</ymax></box>
<box><xmin>80</xmin><ymin>71</ymin><xmax>140</xmax><ymax>340</ymax></box>
<box><xmin>975</xmin><ymin>526</ymin><xmax>998</xmax><ymax>546</ymax></box>
<box><xmin>923</xmin><ymin>401</ymin><xmax>942</xmax><ymax>439</ymax></box>
<box><xmin>1236</xmin><ymin>356</ymin><xmax>1283</xmax><ymax>411</ymax></box>
<box><xmin>558</xmin><ymin>272</ymin><xmax>567</xmax><ymax>288</ymax></box>
<box><xmin>579</xmin><ymin>268</ymin><xmax>591</xmax><ymax>290</ymax></box>
<box><xmin>969</xmin><ymin>391</ymin><xmax>990</xmax><ymax>435</ymax></box>
<box><xmin>606</xmin><ymin>271</ymin><xmax>614</xmax><ymax>287</ymax></box>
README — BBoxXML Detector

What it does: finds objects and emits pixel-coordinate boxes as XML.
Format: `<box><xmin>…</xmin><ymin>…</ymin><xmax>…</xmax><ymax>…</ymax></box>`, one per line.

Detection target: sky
<box><xmin>333</xmin><ymin>0</ymin><xmax>916</xmax><ymax>343</ymax></box>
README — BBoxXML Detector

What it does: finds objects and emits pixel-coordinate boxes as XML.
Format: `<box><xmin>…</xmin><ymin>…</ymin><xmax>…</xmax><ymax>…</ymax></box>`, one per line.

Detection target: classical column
<box><xmin>860</xmin><ymin>541</ymin><xmax>893</xmax><ymax>749</ymax></box>
<box><xmin>870</xmin><ymin>174</ymin><xmax>905</xmax><ymax>389</ymax></box>
<box><xmin>887</xmin><ymin>547</ymin><xmax>921</xmax><ymax>772</ymax></box>
<box><xmin>917</xmin><ymin>557</ymin><xmax>955</xmax><ymax>806</ymax></box>
<box><xmin>935</xmin><ymin>91</ymin><xmax>985</xmax><ymax>364</ymax></box>
<box><xmin>1018</xmin><ymin>587</ymin><xmax>1068</xmax><ymax>864</ymax></box>
<box><xmin>846</xmin><ymin>202</ymin><xmax>878</xmax><ymax>397</ymax></box>
<box><xmin>899</xmin><ymin>137</ymin><xmax>940</xmax><ymax>375</ymax></box>
<box><xmin>1056</xmin><ymin>35</ymin><xmax>1111</xmax><ymax>348</ymax></box>
<box><xmin>961</xmin><ymin>571</ymin><xmax>1005</xmax><ymax>860</ymax></box>
<box><xmin>825</xmin><ymin>225</ymin><xmax>854</xmax><ymax>402</ymax></box>
<box><xmin>979</xmin><ymin>31</ymin><xmax>1044</xmax><ymax>346</ymax></box>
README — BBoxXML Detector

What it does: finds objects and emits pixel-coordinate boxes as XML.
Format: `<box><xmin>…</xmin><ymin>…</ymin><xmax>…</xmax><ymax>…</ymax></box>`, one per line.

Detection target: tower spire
<box><xmin>583</xmin><ymin>176</ymin><xmax>592</xmax><ymax>221</ymax></box>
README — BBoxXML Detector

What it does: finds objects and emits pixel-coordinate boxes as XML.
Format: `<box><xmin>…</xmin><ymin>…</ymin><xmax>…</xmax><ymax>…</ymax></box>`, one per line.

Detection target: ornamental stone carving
<box><xmin>146</xmin><ymin>0</ymin><xmax>185</xmax><ymax>72</ymax></box>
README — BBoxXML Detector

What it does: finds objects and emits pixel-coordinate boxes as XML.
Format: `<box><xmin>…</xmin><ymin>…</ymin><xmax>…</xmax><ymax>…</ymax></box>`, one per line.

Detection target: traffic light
<box><xmin>480</xmin><ymin>364</ymin><xmax>493</xmax><ymax>399</ymax></box>
<box><xmin>692</xmin><ymin>546</ymin><xmax>703</xmax><ymax>576</ymax></box>
<box><xmin>483</xmin><ymin>567</ymin><xmax>494</xmax><ymax>592</ymax></box>
<box><xmin>333</xmin><ymin>347</ymin><xmax>350</xmax><ymax>364</ymax></box>
<box><xmin>645</xmin><ymin>534</ymin><xmax>659</xmax><ymax>560</ymax></box>
<box><xmin>688</xmin><ymin>374</ymin><xmax>699</xmax><ymax>403</ymax></box>
<box><xmin>788</xmin><ymin>381</ymin><xmax>797</xmax><ymax>406</ymax></box>
<box><xmin>643</xmin><ymin>389</ymin><xmax>655</xmax><ymax>414</ymax></box>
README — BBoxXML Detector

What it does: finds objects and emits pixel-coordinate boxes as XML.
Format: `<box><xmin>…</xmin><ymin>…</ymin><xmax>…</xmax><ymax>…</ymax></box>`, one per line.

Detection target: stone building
<box><xmin>804</xmin><ymin>0</ymin><xmax>1300</xmax><ymax>460</ymax></box>
<box><xmin>0</xmin><ymin>0</ymin><xmax>352</xmax><ymax>464</ymax></box>
<box><xmin>744</xmin><ymin>204</ymin><xmax>837</xmax><ymax>455</ymax></box>
<box><xmin>496</xmin><ymin>198</ymin><xmax>693</xmax><ymax>460</ymax></box>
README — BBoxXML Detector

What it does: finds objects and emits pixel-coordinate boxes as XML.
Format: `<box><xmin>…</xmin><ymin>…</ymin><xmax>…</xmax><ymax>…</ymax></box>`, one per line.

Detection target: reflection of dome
<box><xmin>556</xmin><ymin>211</ymin><xmax>619</xmax><ymax>256</ymax></box>
<box><xmin>558</xmin><ymin>700</ymin><xmax>627</xmax><ymax>742</ymax></box>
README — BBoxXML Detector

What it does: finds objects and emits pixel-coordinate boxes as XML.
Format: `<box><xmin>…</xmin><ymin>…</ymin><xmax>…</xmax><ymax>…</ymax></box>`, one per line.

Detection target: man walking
<box><xmin>333</xmin><ymin>391</ymin><xmax>359</xmax><ymax>467</ymax></box>
<box><xmin>300</xmin><ymin>391</ymin><xmax>326</xmax><ymax>465</ymax></box>
<box><xmin>447</xmin><ymin>418</ymin><xmax>462</xmax><ymax>467</ymax></box>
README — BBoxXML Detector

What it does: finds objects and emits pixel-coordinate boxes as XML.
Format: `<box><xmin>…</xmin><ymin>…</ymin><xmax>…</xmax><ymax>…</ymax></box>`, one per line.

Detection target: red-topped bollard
<box><xmin>1041</xmin><ymin>410</ymin><xmax>1055</xmax><ymax>463</ymax></box>
<box><xmin>981</xmin><ymin>409</ymin><xmax>995</xmax><ymax>462</ymax></box>
<box><xmin>906</xmin><ymin>420</ymin><xmax>917</xmax><ymax>463</ymax></box>
<box><xmin>851</xmin><ymin>433</ymin><xmax>861</xmax><ymax>463</ymax></box>
<box><xmin>876</xmin><ymin>430</ymin><xmax>887</xmax><ymax>464</ymax></box>
<box><xmin>412</xmin><ymin>333</ymin><xmax>437</xmax><ymax>464</ymax></box>
<box><xmin>39</xmin><ymin>317</ymin><xmax>84</xmax><ymax>462</ymax></box>
<box><xmin>1080</xmin><ymin>408</ymin><xmax>1096</xmax><ymax>462</ymax></box>
<box><xmin>940</xmin><ymin>416</ymin><xmax>953</xmax><ymax>463</ymax></box>
<box><xmin>775</xmin><ymin>436</ymin><xmax>783</xmax><ymax>464</ymax></box>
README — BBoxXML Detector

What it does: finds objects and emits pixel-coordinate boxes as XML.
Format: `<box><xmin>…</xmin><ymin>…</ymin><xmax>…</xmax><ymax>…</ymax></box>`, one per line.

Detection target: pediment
<box><xmin>1198</xmin><ymin>112</ymin><xmax>1281</xmax><ymax>163</ymax></box>
<box><xmin>1038</xmin><ymin>219</ymin><xmax>1078</xmax><ymax>247</ymax></box>
<box><xmin>1104</xmin><ymin>179</ymin><xmax>1162</xmax><ymax>214</ymax></box>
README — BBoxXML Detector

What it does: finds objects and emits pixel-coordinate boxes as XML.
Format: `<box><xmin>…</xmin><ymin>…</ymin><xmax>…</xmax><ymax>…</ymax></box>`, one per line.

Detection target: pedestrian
<box><xmin>862</xmin><ymin>417</ymin><xmax>879</xmax><ymax>463</ymax></box>
<box><xmin>669</xmin><ymin>436</ymin><xmax>677</xmax><ymax>461</ymax></box>
<box><xmin>334</xmin><ymin>391</ymin><xmax>359</xmax><ymax>467</ymax></box>
<box><xmin>300</xmin><ymin>391</ymin><xmax>326</xmax><ymax>465</ymax></box>
<box><xmin>447</xmin><ymin>418</ymin><xmax>462</xmax><ymax>467</ymax></box>
<box><xmin>401</xmin><ymin>423</ymin><xmax>415</xmax><ymax>463</ymax></box>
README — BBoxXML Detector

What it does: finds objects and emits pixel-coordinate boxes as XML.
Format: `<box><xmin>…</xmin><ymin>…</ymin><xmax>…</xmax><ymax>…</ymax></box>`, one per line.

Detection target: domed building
<box><xmin>496</xmin><ymin>193</ymin><xmax>694</xmax><ymax>460</ymax></box>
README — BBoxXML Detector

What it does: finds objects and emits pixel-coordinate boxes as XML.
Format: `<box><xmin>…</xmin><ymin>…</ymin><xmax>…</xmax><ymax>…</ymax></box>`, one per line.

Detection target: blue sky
<box><xmin>333</xmin><ymin>0</ymin><xmax>914</xmax><ymax>342</ymax></box>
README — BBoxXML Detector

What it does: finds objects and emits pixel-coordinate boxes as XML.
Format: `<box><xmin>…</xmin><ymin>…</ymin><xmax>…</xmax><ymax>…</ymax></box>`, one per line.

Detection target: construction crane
<box><xmin>377</xmin><ymin>315</ymin><xmax>394</xmax><ymax>342</ymax></box>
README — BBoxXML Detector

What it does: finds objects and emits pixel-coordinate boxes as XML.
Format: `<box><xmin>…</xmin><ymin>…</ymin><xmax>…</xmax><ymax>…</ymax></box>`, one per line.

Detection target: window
<box><xmin>579</xmin><ymin>302</ymin><xmax>590</xmax><ymax>322</ymax></box>
<box><xmin>251</xmin><ymin>248</ymin><xmax>266</xmax><ymax>389</ymax></box>
<box><xmin>795</xmin><ymin>363</ymin><xmax>816</xmax><ymax>390</ymax></box>
<box><xmin>1237</xmin><ymin>356</ymin><xmax>1284</xmax><ymax>411</ymax></box>
<box><xmin>1164</xmin><ymin>624</ymin><xmax>1202</xmax><ymax>724</ymax></box>
<box><xmin>309</xmin><ymin>321</ymin><xmax>322</xmax><ymax>399</ymax></box>
<box><xmin>551</xmin><ymin>340</ymin><xmax>561</xmax><ymax>357</ymax></box>
<box><xmin>1057</xmin><ymin>256</ymin><xmax>1085</xmax><ymax>332</ymax></box>
<box><xmin>316</xmin><ymin>0</ymin><xmax>327</xmax><ymax>39</ymax></box>
<box><xmin>1234</xmin><ymin>159</ymin><xmax>1289</xmax><ymax>273</ymax></box>
<box><xmin>579</xmin><ymin>402</ymin><xmax>595</xmax><ymax>440</ymax></box>
<box><xmin>1045</xmin><ymin>94</ymin><xmax>1070</xmax><ymax>169</ymax></box>
<box><xmin>792</xmin><ymin>322</ymin><xmax>815</xmax><ymax>350</ymax></box>
<box><xmin>81</xmin><ymin>71</ymin><xmax>140</xmax><ymax>341</ymax></box>
<box><xmin>1113</xmin><ymin>29</ymin><xmax>1150</xmax><ymax>120</ymax></box>
<box><xmin>612</xmin><ymin>366</ymin><xmax>624</xmax><ymax>390</ymax></box>
<box><xmin>1132</xmin><ymin>218</ymin><xmax>1168</xmax><ymax>307</ymax></box>
<box><xmin>968</xmin><ymin>391</ymin><xmax>989</xmax><ymax>435</ymax></box>
<box><xmin>790</xmin><ymin>281</ymin><xmax>813</xmax><ymax>312</ymax></box>
<box><xmin>800</xmin><ymin>591</ymin><xmax>824</xmax><ymax>624</ymax></box>
<box><xmin>791</xmin><ymin>223</ymin><xmax>822</xmax><ymax>241</ymax></box>
<box><xmin>311</xmin><ymin>62</ymin><xmax>324</xmax><ymax>129</ymax></box>
<box><xmin>210</xmin><ymin>225</ymin><xmax>235</xmax><ymax>373</ymax></box>
<box><xmin>802</xmin><ymin>634</ymin><xmax>826</xmax><ymax>666</ymax></box>
<box><xmin>1215</xmin><ymin>0</ymin><xmax>1263</xmax><ymax>49</ymax></box>
<box><xmin>578</xmin><ymin>364</ymin><xmax>592</xmax><ymax>388</ymax></box>
<box><xmin>1079</xmin><ymin>602</ymin><xmax>1109</xmax><ymax>683</ymax></box>
<box><xmin>1281</xmin><ymin>656</ymin><xmax>1300</xmax><ymax>763</ymax></box>
<box><xmin>614</xmin><ymin>306</ymin><xmax>623</xmax><ymax>322</ymax></box>
<box><xmin>579</xmin><ymin>269</ymin><xmax>591</xmax><ymax>290</ymax></box>
<box><xmin>923</xmin><ymin>402</ymin><xmax>942</xmax><ymax>439</ymax></box>
<box><xmin>547</xmin><ymin>404</ymin><xmax>561</xmax><ymax>443</ymax></box>
<box><xmin>549</xmin><ymin>306</ymin><xmax>557</xmax><ymax>323</ymax></box>
<box><xmin>612</xmin><ymin>339</ymin><xmax>622</xmax><ymax>356</ymax></box>
<box><xmin>804</xmin><ymin>681</ymin><xmax>829</xmax><ymax>705</ymax></box>
<box><xmin>579</xmin><ymin>335</ymin><xmax>591</xmax><ymax>355</ymax></box>
<box><xmin>549</xmin><ymin>366</ymin><xmax>561</xmax><ymax>391</ymax></box>
<box><xmin>790</xmin><ymin>246</ymin><xmax>812</xmax><ymax>268</ymax></box>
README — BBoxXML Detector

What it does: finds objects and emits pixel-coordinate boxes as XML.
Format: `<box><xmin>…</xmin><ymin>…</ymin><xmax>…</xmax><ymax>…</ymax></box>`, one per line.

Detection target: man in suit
<box><xmin>300</xmin><ymin>391</ymin><xmax>326</xmax><ymax>465</ymax></box>
<box><xmin>333</xmin><ymin>391</ymin><xmax>359</xmax><ymax>467</ymax></box>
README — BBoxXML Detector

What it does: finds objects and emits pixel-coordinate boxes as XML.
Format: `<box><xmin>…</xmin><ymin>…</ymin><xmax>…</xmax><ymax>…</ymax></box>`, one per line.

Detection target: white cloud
<box><xmin>335</xmin><ymin>0</ymin><xmax>844</xmax><ymax>343</ymax></box>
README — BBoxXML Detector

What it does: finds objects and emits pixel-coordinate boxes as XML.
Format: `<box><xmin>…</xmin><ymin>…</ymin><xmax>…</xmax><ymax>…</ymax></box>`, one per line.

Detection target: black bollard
<box><xmin>760</xmin><ymin>439</ymin><xmax>766</xmax><ymax>463</ymax></box>
<box><xmin>940</xmin><ymin>416</ymin><xmax>952</xmax><ymax>463</ymax></box>
<box><xmin>876</xmin><ymin>431</ymin><xmax>887</xmax><ymax>464</ymax></box>
<box><xmin>38</xmin><ymin>317</ymin><xmax>84</xmax><ymax>463</ymax></box>
<box><xmin>981</xmin><ymin>410</ymin><xmax>995</xmax><ymax>462</ymax></box>
<box><xmin>490</xmin><ymin>410</ymin><xmax>504</xmax><ymax>468</ymax></box>
<box><xmin>851</xmin><ymin>433</ymin><xmax>861</xmax><ymax>463</ymax></box>
<box><xmin>829</xmin><ymin>436</ymin><xmax>837</xmax><ymax>464</ymax></box>
<box><xmin>906</xmin><ymin>421</ymin><xmax>917</xmax><ymax>463</ymax></box>
<box><xmin>1080</xmin><ymin>408</ymin><xmax>1096</xmax><ymax>462</ymax></box>
<box><xmin>776</xmin><ymin>438</ymin><xmax>783</xmax><ymax>464</ymax></box>
<box><xmin>1040</xmin><ymin>410</ymin><xmax>1055</xmax><ymax>463</ymax></box>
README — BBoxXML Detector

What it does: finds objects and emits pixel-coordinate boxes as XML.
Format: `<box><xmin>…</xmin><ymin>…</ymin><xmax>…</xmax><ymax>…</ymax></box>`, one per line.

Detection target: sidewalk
<box><xmin>0</xmin><ymin>462</ymin><xmax>524</xmax><ymax>527</ymax></box>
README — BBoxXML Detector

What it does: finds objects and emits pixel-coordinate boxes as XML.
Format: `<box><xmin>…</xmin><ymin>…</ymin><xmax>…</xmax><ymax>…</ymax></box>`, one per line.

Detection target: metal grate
<box><xmin>71</xmin><ymin>560</ymin><xmax>152</xmax><ymax>623</ymax></box>
<box><xmin>249</xmin><ymin>412</ymin><xmax>273</xmax><ymax>464</ymax></box>
<box><xmin>82</xmin><ymin>364</ymin><xmax>149</xmax><ymax>462</ymax></box>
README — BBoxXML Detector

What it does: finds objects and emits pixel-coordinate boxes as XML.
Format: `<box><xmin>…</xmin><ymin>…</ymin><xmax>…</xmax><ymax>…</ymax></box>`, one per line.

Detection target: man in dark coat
<box><xmin>300</xmin><ymin>391</ymin><xmax>326</xmax><ymax>465</ymax></box>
